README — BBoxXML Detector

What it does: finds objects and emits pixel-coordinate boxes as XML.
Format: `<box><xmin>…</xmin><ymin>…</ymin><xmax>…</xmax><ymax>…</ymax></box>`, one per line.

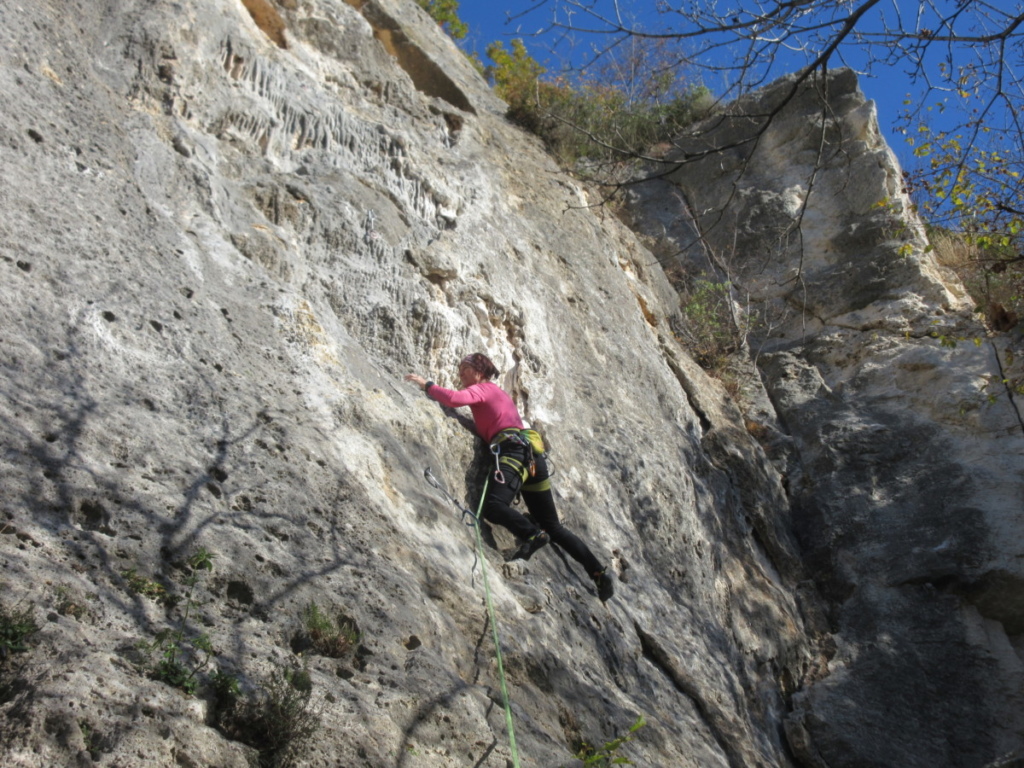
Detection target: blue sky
<box><xmin>450</xmin><ymin>2</ymin><xmax>937</xmax><ymax>170</ymax></box>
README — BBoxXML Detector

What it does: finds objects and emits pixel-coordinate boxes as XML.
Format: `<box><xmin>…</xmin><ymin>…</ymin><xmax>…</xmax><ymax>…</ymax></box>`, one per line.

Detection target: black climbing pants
<box><xmin>481</xmin><ymin>443</ymin><xmax>604</xmax><ymax>575</ymax></box>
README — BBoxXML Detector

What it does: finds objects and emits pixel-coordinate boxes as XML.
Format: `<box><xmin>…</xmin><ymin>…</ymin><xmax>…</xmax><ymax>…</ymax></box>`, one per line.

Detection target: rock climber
<box><xmin>406</xmin><ymin>353</ymin><xmax>614</xmax><ymax>602</ymax></box>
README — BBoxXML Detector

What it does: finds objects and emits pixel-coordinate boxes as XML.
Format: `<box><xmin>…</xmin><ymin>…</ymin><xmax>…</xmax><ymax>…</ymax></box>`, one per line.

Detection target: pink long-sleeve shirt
<box><xmin>426</xmin><ymin>381</ymin><xmax>524</xmax><ymax>443</ymax></box>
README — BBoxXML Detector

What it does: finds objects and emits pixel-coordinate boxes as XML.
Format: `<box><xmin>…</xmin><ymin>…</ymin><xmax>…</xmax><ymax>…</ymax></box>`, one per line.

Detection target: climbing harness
<box><xmin>422</xmin><ymin>467</ymin><xmax>522</xmax><ymax>768</ymax></box>
<box><xmin>488</xmin><ymin>428</ymin><xmax>546</xmax><ymax>486</ymax></box>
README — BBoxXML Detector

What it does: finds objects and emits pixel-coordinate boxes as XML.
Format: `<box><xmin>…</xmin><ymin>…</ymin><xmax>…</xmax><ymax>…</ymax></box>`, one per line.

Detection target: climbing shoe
<box><xmin>593</xmin><ymin>569</ymin><xmax>614</xmax><ymax>602</ymax></box>
<box><xmin>510</xmin><ymin>531</ymin><xmax>550</xmax><ymax>561</ymax></box>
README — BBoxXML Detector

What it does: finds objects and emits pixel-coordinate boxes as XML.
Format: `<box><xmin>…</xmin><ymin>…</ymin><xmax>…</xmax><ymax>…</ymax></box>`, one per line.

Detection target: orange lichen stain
<box><xmin>240</xmin><ymin>0</ymin><xmax>288</xmax><ymax>49</ymax></box>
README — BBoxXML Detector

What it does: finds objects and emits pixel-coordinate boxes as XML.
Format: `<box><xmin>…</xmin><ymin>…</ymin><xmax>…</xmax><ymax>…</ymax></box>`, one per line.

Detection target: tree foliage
<box><xmin>483</xmin><ymin>36</ymin><xmax>712</xmax><ymax>167</ymax></box>
<box><xmin>910</xmin><ymin>105</ymin><xmax>1023</xmax><ymax>247</ymax></box>
<box><xmin>415</xmin><ymin>0</ymin><xmax>467</xmax><ymax>40</ymax></box>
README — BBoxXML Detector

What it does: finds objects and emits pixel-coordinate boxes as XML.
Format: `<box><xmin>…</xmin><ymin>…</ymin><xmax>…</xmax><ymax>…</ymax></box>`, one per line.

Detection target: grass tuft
<box><xmin>215</xmin><ymin>664</ymin><xmax>322</xmax><ymax>768</ymax></box>
<box><xmin>301</xmin><ymin>601</ymin><xmax>360</xmax><ymax>659</ymax></box>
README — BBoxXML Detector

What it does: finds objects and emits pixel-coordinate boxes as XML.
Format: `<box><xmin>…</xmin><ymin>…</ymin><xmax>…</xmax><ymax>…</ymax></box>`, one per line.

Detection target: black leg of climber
<box><xmin>406</xmin><ymin>352</ymin><xmax>614</xmax><ymax>602</ymax></box>
<box><xmin>480</xmin><ymin>454</ymin><xmax>550</xmax><ymax>549</ymax></box>
<box><xmin>520</xmin><ymin>451</ymin><xmax>613</xmax><ymax>601</ymax></box>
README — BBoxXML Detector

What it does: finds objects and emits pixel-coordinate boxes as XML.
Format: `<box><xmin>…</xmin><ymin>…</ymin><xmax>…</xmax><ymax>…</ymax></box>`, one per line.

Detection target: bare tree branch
<box><xmin>494</xmin><ymin>0</ymin><xmax>1022</xmax><ymax>245</ymax></box>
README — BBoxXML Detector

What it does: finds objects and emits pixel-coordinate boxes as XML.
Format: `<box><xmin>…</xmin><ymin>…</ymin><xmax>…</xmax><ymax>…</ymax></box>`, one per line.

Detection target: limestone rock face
<box><xmin>0</xmin><ymin>2</ymin><xmax>811</xmax><ymax>767</ymax></box>
<box><xmin>625</xmin><ymin>70</ymin><xmax>1024</xmax><ymax>768</ymax></box>
<box><xmin>0</xmin><ymin>2</ymin><xmax>1020</xmax><ymax>768</ymax></box>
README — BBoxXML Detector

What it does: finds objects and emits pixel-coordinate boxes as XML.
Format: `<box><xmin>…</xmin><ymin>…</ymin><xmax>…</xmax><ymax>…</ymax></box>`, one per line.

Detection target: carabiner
<box><xmin>490</xmin><ymin>443</ymin><xmax>506</xmax><ymax>484</ymax></box>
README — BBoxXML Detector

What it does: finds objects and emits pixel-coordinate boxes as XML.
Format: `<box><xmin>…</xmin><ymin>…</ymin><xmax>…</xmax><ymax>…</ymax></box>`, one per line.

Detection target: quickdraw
<box><xmin>490</xmin><ymin>443</ymin><xmax>506</xmax><ymax>484</ymax></box>
<box><xmin>424</xmin><ymin>467</ymin><xmax>477</xmax><ymax>527</ymax></box>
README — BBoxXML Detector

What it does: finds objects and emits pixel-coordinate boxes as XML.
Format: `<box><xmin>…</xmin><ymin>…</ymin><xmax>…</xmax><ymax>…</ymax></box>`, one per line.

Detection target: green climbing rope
<box><xmin>472</xmin><ymin>474</ymin><xmax>521</xmax><ymax>768</ymax></box>
<box><xmin>422</xmin><ymin>468</ymin><xmax>521</xmax><ymax>768</ymax></box>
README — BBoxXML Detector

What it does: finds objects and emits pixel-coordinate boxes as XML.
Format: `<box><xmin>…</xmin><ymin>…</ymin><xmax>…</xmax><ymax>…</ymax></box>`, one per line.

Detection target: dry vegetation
<box><xmin>930</xmin><ymin>229</ymin><xmax>1022</xmax><ymax>331</ymax></box>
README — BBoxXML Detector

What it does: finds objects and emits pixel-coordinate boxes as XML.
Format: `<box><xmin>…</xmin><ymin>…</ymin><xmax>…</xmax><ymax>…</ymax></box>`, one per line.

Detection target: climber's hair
<box><xmin>460</xmin><ymin>353</ymin><xmax>499</xmax><ymax>380</ymax></box>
